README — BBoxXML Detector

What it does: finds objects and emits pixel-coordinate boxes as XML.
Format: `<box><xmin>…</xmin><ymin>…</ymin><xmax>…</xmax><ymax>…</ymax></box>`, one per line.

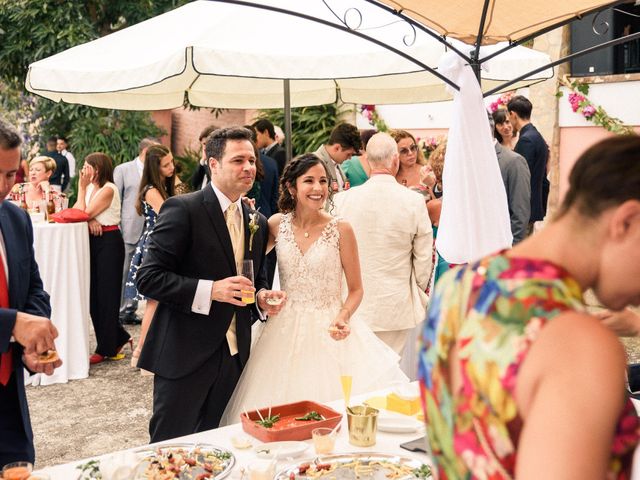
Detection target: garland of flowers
<box><xmin>359</xmin><ymin>104</ymin><xmax>389</xmax><ymax>132</ymax></box>
<box><xmin>488</xmin><ymin>91</ymin><xmax>515</xmax><ymax>113</ymax></box>
<box><xmin>557</xmin><ymin>75</ymin><xmax>634</xmax><ymax>135</ymax></box>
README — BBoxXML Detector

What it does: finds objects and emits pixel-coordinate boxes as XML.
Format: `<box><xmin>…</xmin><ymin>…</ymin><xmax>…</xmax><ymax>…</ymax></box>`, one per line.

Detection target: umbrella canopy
<box><xmin>25</xmin><ymin>0</ymin><xmax>552</xmax><ymax>110</ymax></box>
<box><xmin>372</xmin><ymin>0</ymin><xmax>625</xmax><ymax>45</ymax></box>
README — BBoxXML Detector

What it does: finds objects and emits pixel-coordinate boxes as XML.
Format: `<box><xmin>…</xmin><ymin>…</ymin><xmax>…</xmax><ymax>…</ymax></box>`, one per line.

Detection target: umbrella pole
<box><xmin>284</xmin><ymin>79</ymin><xmax>293</xmax><ymax>164</ymax></box>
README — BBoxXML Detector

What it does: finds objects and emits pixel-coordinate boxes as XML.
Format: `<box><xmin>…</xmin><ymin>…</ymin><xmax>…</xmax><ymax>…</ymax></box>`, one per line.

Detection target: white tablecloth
<box><xmin>38</xmin><ymin>385</ymin><xmax>430</xmax><ymax>479</ymax></box>
<box><xmin>26</xmin><ymin>221</ymin><xmax>91</xmax><ymax>386</ymax></box>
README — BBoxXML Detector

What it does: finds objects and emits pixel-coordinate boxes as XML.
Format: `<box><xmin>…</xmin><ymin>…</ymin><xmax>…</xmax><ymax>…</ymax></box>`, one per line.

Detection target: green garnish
<box><xmin>295</xmin><ymin>411</ymin><xmax>325</xmax><ymax>421</ymax></box>
<box><xmin>77</xmin><ymin>459</ymin><xmax>102</xmax><ymax>479</ymax></box>
<box><xmin>214</xmin><ymin>450</ymin><xmax>232</xmax><ymax>460</ymax></box>
<box><xmin>256</xmin><ymin>414</ymin><xmax>280</xmax><ymax>428</ymax></box>
<box><xmin>413</xmin><ymin>464</ymin><xmax>432</xmax><ymax>478</ymax></box>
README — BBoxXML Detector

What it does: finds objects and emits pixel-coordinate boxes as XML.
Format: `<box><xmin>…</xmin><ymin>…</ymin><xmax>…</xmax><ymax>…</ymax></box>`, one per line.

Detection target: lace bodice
<box><xmin>276</xmin><ymin>213</ymin><xmax>342</xmax><ymax>310</ymax></box>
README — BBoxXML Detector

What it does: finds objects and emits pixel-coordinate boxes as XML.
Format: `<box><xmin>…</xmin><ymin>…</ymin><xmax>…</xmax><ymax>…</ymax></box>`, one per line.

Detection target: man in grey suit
<box><xmin>114</xmin><ymin>137</ymin><xmax>157</xmax><ymax>324</ymax></box>
<box><xmin>489</xmin><ymin>114</ymin><xmax>531</xmax><ymax>244</ymax></box>
<box><xmin>314</xmin><ymin>123</ymin><xmax>362</xmax><ymax>193</ymax></box>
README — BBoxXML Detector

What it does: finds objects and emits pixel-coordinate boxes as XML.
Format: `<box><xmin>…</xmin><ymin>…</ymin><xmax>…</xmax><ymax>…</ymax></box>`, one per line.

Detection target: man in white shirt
<box><xmin>314</xmin><ymin>123</ymin><xmax>362</xmax><ymax>193</ymax></box>
<box><xmin>334</xmin><ymin>132</ymin><xmax>433</xmax><ymax>354</ymax></box>
<box><xmin>113</xmin><ymin>137</ymin><xmax>157</xmax><ymax>324</ymax></box>
<box><xmin>56</xmin><ymin>136</ymin><xmax>76</xmax><ymax>178</ymax></box>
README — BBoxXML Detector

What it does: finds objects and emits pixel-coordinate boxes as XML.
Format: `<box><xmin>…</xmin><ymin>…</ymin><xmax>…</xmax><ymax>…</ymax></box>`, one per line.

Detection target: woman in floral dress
<box><xmin>419</xmin><ymin>136</ymin><xmax>640</xmax><ymax>479</ymax></box>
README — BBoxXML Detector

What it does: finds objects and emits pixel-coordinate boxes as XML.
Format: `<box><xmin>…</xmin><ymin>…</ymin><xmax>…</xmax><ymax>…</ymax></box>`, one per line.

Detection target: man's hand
<box><xmin>211</xmin><ymin>275</ymin><xmax>254</xmax><ymax>307</ymax></box>
<box><xmin>13</xmin><ymin>312</ymin><xmax>58</xmax><ymax>354</ymax></box>
<box><xmin>596</xmin><ymin>308</ymin><xmax>640</xmax><ymax>337</ymax></box>
<box><xmin>256</xmin><ymin>290</ymin><xmax>287</xmax><ymax>316</ymax></box>
<box><xmin>22</xmin><ymin>350</ymin><xmax>62</xmax><ymax>375</ymax></box>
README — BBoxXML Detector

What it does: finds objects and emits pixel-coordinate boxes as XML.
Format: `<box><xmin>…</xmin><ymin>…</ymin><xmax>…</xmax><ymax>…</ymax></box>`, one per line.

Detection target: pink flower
<box><xmin>582</xmin><ymin>105</ymin><xmax>596</xmax><ymax>118</ymax></box>
<box><xmin>568</xmin><ymin>92</ymin><xmax>585</xmax><ymax>113</ymax></box>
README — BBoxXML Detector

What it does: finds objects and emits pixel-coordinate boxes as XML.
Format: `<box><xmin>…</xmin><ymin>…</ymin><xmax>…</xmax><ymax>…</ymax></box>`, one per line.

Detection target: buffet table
<box><xmin>37</xmin><ymin>386</ymin><xmax>430</xmax><ymax>479</ymax></box>
<box><xmin>26</xmin><ymin>221</ymin><xmax>91</xmax><ymax>386</ymax></box>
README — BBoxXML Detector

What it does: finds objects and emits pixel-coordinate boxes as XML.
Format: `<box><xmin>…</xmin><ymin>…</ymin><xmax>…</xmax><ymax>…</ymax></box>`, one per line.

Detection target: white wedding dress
<box><xmin>221</xmin><ymin>213</ymin><xmax>408</xmax><ymax>425</ymax></box>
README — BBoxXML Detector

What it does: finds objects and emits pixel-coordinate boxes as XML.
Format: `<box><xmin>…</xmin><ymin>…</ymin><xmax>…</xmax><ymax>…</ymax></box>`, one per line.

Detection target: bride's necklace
<box><xmin>292</xmin><ymin>213</ymin><xmax>319</xmax><ymax>239</ymax></box>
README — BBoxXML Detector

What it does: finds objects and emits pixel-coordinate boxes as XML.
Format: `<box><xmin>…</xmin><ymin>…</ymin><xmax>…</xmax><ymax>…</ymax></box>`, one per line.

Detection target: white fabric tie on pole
<box><xmin>436</xmin><ymin>52</ymin><xmax>513</xmax><ymax>265</ymax></box>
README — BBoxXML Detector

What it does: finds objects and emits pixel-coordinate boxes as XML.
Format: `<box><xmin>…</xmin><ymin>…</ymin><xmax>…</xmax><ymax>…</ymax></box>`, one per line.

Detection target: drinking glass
<box><xmin>312</xmin><ymin>427</ymin><xmax>337</xmax><ymax>454</ymax></box>
<box><xmin>2</xmin><ymin>462</ymin><xmax>33</xmax><ymax>480</ymax></box>
<box><xmin>241</xmin><ymin>259</ymin><xmax>255</xmax><ymax>304</ymax></box>
<box><xmin>247</xmin><ymin>460</ymin><xmax>275</xmax><ymax>480</ymax></box>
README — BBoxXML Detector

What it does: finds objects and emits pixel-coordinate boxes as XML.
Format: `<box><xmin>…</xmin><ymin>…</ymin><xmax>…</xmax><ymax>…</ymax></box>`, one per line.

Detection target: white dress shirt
<box><xmin>191</xmin><ymin>183</ymin><xmax>243</xmax><ymax>315</ymax></box>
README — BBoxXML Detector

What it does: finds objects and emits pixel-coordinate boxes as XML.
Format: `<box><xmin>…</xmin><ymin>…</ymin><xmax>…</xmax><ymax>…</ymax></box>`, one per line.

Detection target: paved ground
<box><xmin>25</xmin><ymin>304</ymin><xmax>640</xmax><ymax>470</ymax></box>
<box><xmin>26</xmin><ymin>323</ymin><xmax>154</xmax><ymax>469</ymax></box>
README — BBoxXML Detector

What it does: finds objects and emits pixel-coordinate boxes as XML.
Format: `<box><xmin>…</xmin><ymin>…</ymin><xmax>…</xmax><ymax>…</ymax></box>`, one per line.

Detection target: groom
<box><xmin>137</xmin><ymin>126</ymin><xmax>285</xmax><ymax>442</ymax></box>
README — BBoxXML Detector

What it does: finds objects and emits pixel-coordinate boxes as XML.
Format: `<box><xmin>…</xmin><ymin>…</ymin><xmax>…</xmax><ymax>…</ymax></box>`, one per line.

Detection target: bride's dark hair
<box><xmin>278</xmin><ymin>153</ymin><xmax>333</xmax><ymax>213</ymax></box>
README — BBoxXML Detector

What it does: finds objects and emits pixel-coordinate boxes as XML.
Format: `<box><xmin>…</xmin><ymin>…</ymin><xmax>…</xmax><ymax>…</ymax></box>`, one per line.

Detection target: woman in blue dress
<box><xmin>124</xmin><ymin>144</ymin><xmax>177</xmax><ymax>368</ymax></box>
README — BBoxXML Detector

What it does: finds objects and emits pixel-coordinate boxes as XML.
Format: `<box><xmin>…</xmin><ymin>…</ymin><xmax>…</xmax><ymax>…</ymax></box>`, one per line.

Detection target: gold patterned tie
<box><xmin>225</xmin><ymin>203</ymin><xmax>240</xmax><ymax>356</ymax></box>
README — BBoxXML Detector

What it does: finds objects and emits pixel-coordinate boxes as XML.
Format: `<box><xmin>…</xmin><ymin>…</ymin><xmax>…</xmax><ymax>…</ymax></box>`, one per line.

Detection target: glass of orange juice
<box><xmin>2</xmin><ymin>462</ymin><xmax>33</xmax><ymax>480</ymax></box>
<box><xmin>241</xmin><ymin>260</ymin><xmax>255</xmax><ymax>304</ymax></box>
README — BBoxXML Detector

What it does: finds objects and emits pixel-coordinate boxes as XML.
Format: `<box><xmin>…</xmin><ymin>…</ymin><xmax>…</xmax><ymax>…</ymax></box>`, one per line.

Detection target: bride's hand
<box><xmin>257</xmin><ymin>289</ymin><xmax>287</xmax><ymax>316</ymax></box>
<box><xmin>329</xmin><ymin>315</ymin><xmax>350</xmax><ymax>341</ymax></box>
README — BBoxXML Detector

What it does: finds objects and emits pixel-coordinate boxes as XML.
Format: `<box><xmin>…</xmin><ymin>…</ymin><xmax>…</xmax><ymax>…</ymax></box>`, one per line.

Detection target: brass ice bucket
<box><xmin>346</xmin><ymin>405</ymin><xmax>378</xmax><ymax>447</ymax></box>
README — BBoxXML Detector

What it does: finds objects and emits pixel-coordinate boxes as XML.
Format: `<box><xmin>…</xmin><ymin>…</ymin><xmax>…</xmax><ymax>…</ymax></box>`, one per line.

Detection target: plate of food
<box><xmin>254</xmin><ymin>441</ymin><xmax>309</xmax><ymax>459</ymax></box>
<box><xmin>275</xmin><ymin>453</ymin><xmax>432</xmax><ymax>480</ymax></box>
<box><xmin>132</xmin><ymin>443</ymin><xmax>235</xmax><ymax>479</ymax></box>
<box><xmin>76</xmin><ymin>444</ymin><xmax>235</xmax><ymax>479</ymax></box>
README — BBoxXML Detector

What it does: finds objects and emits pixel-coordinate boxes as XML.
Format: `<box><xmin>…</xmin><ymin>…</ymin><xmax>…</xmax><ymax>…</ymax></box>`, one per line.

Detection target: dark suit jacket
<box><xmin>514</xmin><ymin>123</ymin><xmax>549</xmax><ymax>222</ymax></box>
<box><xmin>190</xmin><ymin>163</ymin><xmax>210</xmax><ymax>191</ymax></box>
<box><xmin>136</xmin><ymin>186</ymin><xmax>269</xmax><ymax>378</ymax></box>
<box><xmin>256</xmin><ymin>153</ymin><xmax>279</xmax><ymax>218</ymax></box>
<box><xmin>264</xmin><ymin>143</ymin><xmax>287</xmax><ymax>176</ymax></box>
<box><xmin>44</xmin><ymin>151</ymin><xmax>70</xmax><ymax>191</ymax></box>
<box><xmin>0</xmin><ymin>202</ymin><xmax>51</xmax><ymax>459</ymax></box>
<box><xmin>495</xmin><ymin>143</ymin><xmax>531</xmax><ymax>244</ymax></box>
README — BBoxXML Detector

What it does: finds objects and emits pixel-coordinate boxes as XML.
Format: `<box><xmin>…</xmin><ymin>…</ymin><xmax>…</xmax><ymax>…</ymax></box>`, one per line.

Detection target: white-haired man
<box><xmin>334</xmin><ymin>132</ymin><xmax>432</xmax><ymax>354</ymax></box>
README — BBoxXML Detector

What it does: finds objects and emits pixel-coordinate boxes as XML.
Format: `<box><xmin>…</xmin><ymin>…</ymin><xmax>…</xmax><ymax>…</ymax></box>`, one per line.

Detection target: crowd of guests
<box><xmin>1</xmin><ymin>95</ymin><xmax>640</xmax><ymax>479</ymax></box>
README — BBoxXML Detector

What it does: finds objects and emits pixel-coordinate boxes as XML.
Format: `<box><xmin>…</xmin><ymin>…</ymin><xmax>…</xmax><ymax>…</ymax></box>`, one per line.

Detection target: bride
<box><xmin>221</xmin><ymin>153</ymin><xmax>408</xmax><ymax>425</ymax></box>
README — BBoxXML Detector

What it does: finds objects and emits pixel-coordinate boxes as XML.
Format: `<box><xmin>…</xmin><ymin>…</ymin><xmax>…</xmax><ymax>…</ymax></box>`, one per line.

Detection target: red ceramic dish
<box><xmin>241</xmin><ymin>401</ymin><xmax>342</xmax><ymax>442</ymax></box>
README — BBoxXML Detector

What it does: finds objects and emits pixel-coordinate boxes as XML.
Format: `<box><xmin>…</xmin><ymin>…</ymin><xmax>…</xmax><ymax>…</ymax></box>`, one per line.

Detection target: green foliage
<box><xmin>0</xmin><ymin>0</ymin><xmax>184</xmax><ymax>203</ymax></box>
<box><xmin>257</xmin><ymin>104</ymin><xmax>340</xmax><ymax>156</ymax></box>
<box><xmin>70</xmin><ymin>110</ymin><xmax>165</xmax><ymax>167</ymax></box>
<box><xmin>173</xmin><ymin>144</ymin><xmax>200</xmax><ymax>186</ymax></box>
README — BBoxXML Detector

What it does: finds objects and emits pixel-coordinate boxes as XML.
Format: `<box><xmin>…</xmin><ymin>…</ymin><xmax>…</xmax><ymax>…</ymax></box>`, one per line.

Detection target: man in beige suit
<box><xmin>334</xmin><ymin>132</ymin><xmax>432</xmax><ymax>354</ymax></box>
<box><xmin>314</xmin><ymin>123</ymin><xmax>362</xmax><ymax>192</ymax></box>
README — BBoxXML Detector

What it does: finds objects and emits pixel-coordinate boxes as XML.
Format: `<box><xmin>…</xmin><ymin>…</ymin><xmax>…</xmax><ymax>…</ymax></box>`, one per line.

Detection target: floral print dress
<box><xmin>124</xmin><ymin>185</ymin><xmax>157</xmax><ymax>301</ymax></box>
<box><xmin>418</xmin><ymin>253</ymin><xmax>639</xmax><ymax>480</ymax></box>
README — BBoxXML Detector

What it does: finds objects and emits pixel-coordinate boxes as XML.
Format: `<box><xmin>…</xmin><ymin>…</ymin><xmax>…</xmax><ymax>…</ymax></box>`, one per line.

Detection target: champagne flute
<box><xmin>241</xmin><ymin>259</ymin><xmax>255</xmax><ymax>304</ymax></box>
<box><xmin>337</xmin><ymin>344</ymin><xmax>353</xmax><ymax>407</ymax></box>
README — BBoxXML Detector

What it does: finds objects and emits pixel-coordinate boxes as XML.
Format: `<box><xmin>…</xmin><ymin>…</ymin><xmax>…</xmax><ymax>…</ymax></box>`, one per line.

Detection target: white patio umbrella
<box><xmin>25</xmin><ymin>0</ymin><xmax>553</xmax><ymax>110</ymax></box>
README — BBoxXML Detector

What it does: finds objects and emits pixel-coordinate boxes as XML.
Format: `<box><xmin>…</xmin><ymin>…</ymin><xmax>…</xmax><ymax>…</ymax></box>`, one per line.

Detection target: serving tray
<box><xmin>275</xmin><ymin>452</ymin><xmax>432</xmax><ymax>480</ymax></box>
<box><xmin>241</xmin><ymin>400</ymin><xmax>342</xmax><ymax>442</ymax></box>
